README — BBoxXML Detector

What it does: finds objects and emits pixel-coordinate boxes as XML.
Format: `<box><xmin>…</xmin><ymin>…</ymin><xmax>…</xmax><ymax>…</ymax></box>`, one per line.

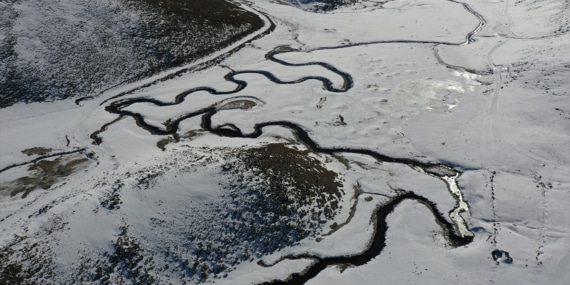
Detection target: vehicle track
<box><xmin>484</xmin><ymin>1</ymin><xmax>561</xmax><ymax>166</ymax></box>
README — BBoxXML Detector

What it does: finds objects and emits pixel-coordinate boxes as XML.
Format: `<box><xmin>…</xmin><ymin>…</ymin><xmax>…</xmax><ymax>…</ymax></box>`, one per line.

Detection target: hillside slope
<box><xmin>0</xmin><ymin>0</ymin><xmax>263</xmax><ymax>108</ymax></box>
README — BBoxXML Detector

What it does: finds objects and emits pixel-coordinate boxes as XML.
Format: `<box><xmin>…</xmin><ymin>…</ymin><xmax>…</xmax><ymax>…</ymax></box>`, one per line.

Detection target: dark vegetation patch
<box><xmin>183</xmin><ymin>130</ymin><xmax>205</xmax><ymax>140</ymax></box>
<box><xmin>226</xmin><ymin>143</ymin><xmax>343</xmax><ymax>220</ymax></box>
<box><xmin>88</xmin><ymin>226</ymin><xmax>156</xmax><ymax>285</ymax></box>
<box><xmin>118</xmin><ymin>0</ymin><xmax>264</xmax><ymax>79</ymax></box>
<box><xmin>0</xmin><ymin>239</ymin><xmax>56</xmax><ymax>285</ymax></box>
<box><xmin>146</xmin><ymin>143</ymin><xmax>346</xmax><ymax>282</ymax></box>
<box><xmin>0</xmin><ymin>220</ymin><xmax>62</xmax><ymax>285</ymax></box>
<box><xmin>156</xmin><ymin>136</ymin><xmax>177</xmax><ymax>151</ymax></box>
<box><xmin>100</xmin><ymin>180</ymin><xmax>124</xmax><ymax>211</ymax></box>
<box><xmin>292</xmin><ymin>0</ymin><xmax>360</xmax><ymax>12</ymax></box>
<box><xmin>0</xmin><ymin>0</ymin><xmax>264</xmax><ymax>108</ymax></box>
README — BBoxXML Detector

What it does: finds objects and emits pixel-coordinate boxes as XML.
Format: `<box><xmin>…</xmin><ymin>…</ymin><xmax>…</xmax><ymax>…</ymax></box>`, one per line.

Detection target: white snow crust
<box><xmin>0</xmin><ymin>0</ymin><xmax>568</xmax><ymax>284</ymax></box>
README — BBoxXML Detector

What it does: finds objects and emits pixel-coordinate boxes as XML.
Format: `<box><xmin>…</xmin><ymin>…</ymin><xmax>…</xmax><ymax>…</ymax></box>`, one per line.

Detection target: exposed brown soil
<box><xmin>21</xmin><ymin>147</ymin><xmax>52</xmax><ymax>156</ymax></box>
<box><xmin>0</xmin><ymin>155</ymin><xmax>90</xmax><ymax>198</ymax></box>
<box><xmin>217</xmin><ymin>99</ymin><xmax>258</xmax><ymax>110</ymax></box>
<box><xmin>156</xmin><ymin>137</ymin><xmax>177</xmax><ymax>151</ymax></box>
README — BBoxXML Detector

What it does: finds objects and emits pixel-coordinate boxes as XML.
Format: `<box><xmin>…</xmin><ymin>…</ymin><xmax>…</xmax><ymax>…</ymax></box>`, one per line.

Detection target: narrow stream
<box><xmin>260</xmin><ymin>192</ymin><xmax>473</xmax><ymax>285</ymax></box>
<box><xmin>88</xmin><ymin>1</ymin><xmax>488</xmax><ymax>283</ymax></box>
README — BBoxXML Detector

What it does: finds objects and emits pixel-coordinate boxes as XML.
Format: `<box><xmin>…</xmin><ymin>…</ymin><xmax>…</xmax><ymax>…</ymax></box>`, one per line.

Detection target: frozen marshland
<box><xmin>0</xmin><ymin>0</ymin><xmax>568</xmax><ymax>284</ymax></box>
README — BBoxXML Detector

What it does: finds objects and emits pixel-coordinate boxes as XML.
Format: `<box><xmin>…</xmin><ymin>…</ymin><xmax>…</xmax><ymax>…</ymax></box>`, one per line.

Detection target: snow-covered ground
<box><xmin>0</xmin><ymin>0</ymin><xmax>568</xmax><ymax>283</ymax></box>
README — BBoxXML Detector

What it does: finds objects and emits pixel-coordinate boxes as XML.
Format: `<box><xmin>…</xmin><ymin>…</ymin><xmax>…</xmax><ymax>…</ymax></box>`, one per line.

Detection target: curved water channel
<box><xmin>258</xmin><ymin>192</ymin><xmax>472</xmax><ymax>285</ymax></box>
<box><xmin>88</xmin><ymin>1</ymin><xmax>489</xmax><ymax>283</ymax></box>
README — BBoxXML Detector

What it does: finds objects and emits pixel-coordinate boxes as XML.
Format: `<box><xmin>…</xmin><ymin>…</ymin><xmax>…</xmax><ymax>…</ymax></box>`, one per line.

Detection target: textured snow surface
<box><xmin>0</xmin><ymin>0</ymin><xmax>569</xmax><ymax>284</ymax></box>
